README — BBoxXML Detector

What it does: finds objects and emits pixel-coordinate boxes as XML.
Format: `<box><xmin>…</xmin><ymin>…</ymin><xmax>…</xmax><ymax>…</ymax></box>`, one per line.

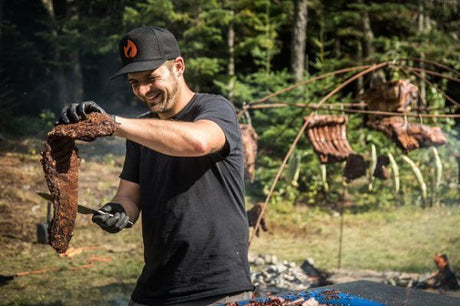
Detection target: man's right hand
<box><xmin>92</xmin><ymin>203</ymin><xmax>131</xmax><ymax>233</ymax></box>
<box><xmin>55</xmin><ymin>101</ymin><xmax>106</xmax><ymax>125</ymax></box>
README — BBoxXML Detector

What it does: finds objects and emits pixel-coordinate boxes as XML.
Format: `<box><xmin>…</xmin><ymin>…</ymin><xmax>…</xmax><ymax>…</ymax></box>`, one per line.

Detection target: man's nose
<box><xmin>138</xmin><ymin>83</ymin><xmax>151</xmax><ymax>96</ymax></box>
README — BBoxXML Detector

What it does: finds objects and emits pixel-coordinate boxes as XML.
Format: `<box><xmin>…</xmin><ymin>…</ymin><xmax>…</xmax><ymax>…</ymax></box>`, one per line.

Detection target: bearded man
<box><xmin>56</xmin><ymin>26</ymin><xmax>254</xmax><ymax>306</ymax></box>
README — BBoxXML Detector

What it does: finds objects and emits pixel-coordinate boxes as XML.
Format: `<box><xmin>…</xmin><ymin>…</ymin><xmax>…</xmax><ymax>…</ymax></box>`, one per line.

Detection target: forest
<box><xmin>2</xmin><ymin>0</ymin><xmax>460</xmax><ymax>219</ymax></box>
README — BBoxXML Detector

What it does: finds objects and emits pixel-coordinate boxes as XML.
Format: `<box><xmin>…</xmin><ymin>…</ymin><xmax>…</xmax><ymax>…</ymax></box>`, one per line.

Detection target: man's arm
<box><xmin>112</xmin><ymin>178</ymin><xmax>141</xmax><ymax>222</ymax></box>
<box><xmin>55</xmin><ymin>101</ymin><xmax>225</xmax><ymax>157</ymax></box>
<box><xmin>114</xmin><ymin>117</ymin><xmax>226</xmax><ymax>157</ymax></box>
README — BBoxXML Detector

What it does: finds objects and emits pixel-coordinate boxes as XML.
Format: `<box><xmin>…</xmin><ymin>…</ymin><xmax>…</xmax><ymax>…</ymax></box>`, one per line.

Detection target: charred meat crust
<box><xmin>40</xmin><ymin>112</ymin><xmax>118</xmax><ymax>253</ymax></box>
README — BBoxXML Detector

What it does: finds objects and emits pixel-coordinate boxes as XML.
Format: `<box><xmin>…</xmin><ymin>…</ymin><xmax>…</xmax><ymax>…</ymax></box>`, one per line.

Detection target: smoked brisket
<box><xmin>361</xmin><ymin>79</ymin><xmax>418</xmax><ymax>114</ymax></box>
<box><xmin>367</xmin><ymin>116</ymin><xmax>446</xmax><ymax>153</ymax></box>
<box><xmin>40</xmin><ymin>112</ymin><xmax>118</xmax><ymax>253</ymax></box>
<box><xmin>240</xmin><ymin>123</ymin><xmax>258</xmax><ymax>182</ymax></box>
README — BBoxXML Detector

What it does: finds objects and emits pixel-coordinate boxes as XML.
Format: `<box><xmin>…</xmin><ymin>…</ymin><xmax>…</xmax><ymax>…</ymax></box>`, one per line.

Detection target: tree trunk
<box><xmin>66</xmin><ymin>0</ymin><xmax>83</xmax><ymax>103</ymax></box>
<box><xmin>227</xmin><ymin>9</ymin><xmax>235</xmax><ymax>103</ymax></box>
<box><xmin>360</xmin><ymin>5</ymin><xmax>384</xmax><ymax>89</ymax></box>
<box><xmin>265</xmin><ymin>1</ymin><xmax>271</xmax><ymax>74</ymax></box>
<box><xmin>354</xmin><ymin>41</ymin><xmax>364</xmax><ymax>97</ymax></box>
<box><xmin>361</xmin><ymin>9</ymin><xmax>374</xmax><ymax>58</ymax></box>
<box><xmin>0</xmin><ymin>0</ymin><xmax>4</xmax><ymax>59</ymax></box>
<box><xmin>41</xmin><ymin>0</ymin><xmax>68</xmax><ymax>112</ymax></box>
<box><xmin>41</xmin><ymin>0</ymin><xmax>83</xmax><ymax>111</ymax></box>
<box><xmin>291</xmin><ymin>0</ymin><xmax>308</xmax><ymax>82</ymax></box>
<box><xmin>418</xmin><ymin>0</ymin><xmax>428</xmax><ymax>110</ymax></box>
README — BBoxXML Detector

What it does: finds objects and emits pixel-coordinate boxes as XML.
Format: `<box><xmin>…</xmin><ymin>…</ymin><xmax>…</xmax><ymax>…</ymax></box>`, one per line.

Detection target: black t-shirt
<box><xmin>120</xmin><ymin>93</ymin><xmax>253</xmax><ymax>305</ymax></box>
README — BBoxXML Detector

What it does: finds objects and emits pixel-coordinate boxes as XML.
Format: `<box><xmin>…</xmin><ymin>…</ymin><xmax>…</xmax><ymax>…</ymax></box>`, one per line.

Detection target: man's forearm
<box><xmin>113</xmin><ymin>116</ymin><xmax>224</xmax><ymax>157</ymax></box>
<box><xmin>111</xmin><ymin>194</ymin><xmax>140</xmax><ymax>222</ymax></box>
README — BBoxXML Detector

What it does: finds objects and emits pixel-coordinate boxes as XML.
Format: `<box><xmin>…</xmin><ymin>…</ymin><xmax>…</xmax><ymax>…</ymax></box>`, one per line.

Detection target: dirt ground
<box><xmin>0</xmin><ymin>137</ymin><xmax>125</xmax><ymax>249</ymax></box>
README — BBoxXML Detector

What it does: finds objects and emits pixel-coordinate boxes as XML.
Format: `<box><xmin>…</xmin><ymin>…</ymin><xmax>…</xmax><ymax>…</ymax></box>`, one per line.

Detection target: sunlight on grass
<box><xmin>250</xmin><ymin>205</ymin><xmax>460</xmax><ymax>273</ymax></box>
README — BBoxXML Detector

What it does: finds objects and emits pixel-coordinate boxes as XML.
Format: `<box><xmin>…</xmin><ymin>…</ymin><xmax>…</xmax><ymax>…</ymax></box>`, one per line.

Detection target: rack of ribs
<box><xmin>304</xmin><ymin>115</ymin><xmax>354</xmax><ymax>164</ymax></box>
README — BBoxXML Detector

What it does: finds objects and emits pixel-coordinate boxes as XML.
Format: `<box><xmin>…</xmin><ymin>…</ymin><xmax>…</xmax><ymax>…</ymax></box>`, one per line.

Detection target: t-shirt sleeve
<box><xmin>194</xmin><ymin>96</ymin><xmax>241</xmax><ymax>155</ymax></box>
<box><xmin>120</xmin><ymin>139</ymin><xmax>140</xmax><ymax>183</ymax></box>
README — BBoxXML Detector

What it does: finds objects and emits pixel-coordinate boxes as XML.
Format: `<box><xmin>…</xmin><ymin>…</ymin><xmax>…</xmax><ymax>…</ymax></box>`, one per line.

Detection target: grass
<box><xmin>250</xmin><ymin>204</ymin><xmax>460</xmax><ymax>273</ymax></box>
<box><xmin>0</xmin><ymin>140</ymin><xmax>459</xmax><ymax>304</ymax></box>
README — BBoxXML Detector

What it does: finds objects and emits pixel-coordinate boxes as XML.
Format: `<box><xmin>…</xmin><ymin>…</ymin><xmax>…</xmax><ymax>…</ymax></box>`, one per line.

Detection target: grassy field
<box><xmin>0</xmin><ymin>138</ymin><xmax>459</xmax><ymax>305</ymax></box>
<box><xmin>250</xmin><ymin>204</ymin><xmax>460</xmax><ymax>272</ymax></box>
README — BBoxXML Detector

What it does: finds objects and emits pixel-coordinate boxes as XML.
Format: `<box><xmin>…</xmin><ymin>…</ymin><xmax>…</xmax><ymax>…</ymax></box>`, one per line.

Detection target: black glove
<box><xmin>55</xmin><ymin>101</ymin><xmax>106</xmax><ymax>125</ymax></box>
<box><xmin>92</xmin><ymin>203</ymin><xmax>131</xmax><ymax>233</ymax></box>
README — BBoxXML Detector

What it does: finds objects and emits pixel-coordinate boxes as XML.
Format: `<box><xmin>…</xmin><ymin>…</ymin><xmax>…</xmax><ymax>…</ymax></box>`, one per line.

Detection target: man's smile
<box><xmin>146</xmin><ymin>91</ymin><xmax>162</xmax><ymax>103</ymax></box>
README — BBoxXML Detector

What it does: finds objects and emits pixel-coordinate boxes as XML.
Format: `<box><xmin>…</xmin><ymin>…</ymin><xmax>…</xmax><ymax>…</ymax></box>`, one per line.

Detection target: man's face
<box><xmin>127</xmin><ymin>62</ymin><xmax>179</xmax><ymax>116</ymax></box>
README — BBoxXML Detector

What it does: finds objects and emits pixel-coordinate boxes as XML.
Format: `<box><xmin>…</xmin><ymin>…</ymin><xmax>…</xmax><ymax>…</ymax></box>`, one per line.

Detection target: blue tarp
<box><xmin>220</xmin><ymin>289</ymin><xmax>387</xmax><ymax>305</ymax></box>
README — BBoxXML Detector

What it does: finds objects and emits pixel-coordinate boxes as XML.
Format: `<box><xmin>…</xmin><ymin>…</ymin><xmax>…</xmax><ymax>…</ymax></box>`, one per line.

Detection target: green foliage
<box><xmin>39</xmin><ymin>109</ymin><xmax>56</xmax><ymax>132</ymax></box>
<box><xmin>2</xmin><ymin>109</ymin><xmax>55</xmax><ymax>137</ymax></box>
<box><xmin>2</xmin><ymin>0</ymin><xmax>459</xmax><ymax>209</ymax></box>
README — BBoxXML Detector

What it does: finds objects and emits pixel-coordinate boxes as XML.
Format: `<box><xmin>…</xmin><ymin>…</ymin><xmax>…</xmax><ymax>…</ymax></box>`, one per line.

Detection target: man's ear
<box><xmin>174</xmin><ymin>57</ymin><xmax>185</xmax><ymax>77</ymax></box>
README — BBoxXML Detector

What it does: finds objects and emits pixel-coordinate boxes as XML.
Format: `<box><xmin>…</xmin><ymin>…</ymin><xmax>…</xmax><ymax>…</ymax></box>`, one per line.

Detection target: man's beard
<box><xmin>146</xmin><ymin>76</ymin><xmax>179</xmax><ymax>115</ymax></box>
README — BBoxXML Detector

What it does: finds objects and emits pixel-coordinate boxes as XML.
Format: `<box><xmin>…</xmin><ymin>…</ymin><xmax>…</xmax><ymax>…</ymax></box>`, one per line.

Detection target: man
<box><xmin>57</xmin><ymin>26</ymin><xmax>254</xmax><ymax>305</ymax></box>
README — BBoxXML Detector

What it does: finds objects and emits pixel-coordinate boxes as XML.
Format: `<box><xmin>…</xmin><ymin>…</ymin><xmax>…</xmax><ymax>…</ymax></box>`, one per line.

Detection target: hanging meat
<box><xmin>304</xmin><ymin>115</ymin><xmax>354</xmax><ymax>164</ymax></box>
<box><xmin>343</xmin><ymin>153</ymin><xmax>367</xmax><ymax>182</ymax></box>
<box><xmin>361</xmin><ymin>79</ymin><xmax>419</xmax><ymax>114</ymax></box>
<box><xmin>367</xmin><ymin>116</ymin><xmax>446</xmax><ymax>153</ymax></box>
<box><xmin>240</xmin><ymin>123</ymin><xmax>258</xmax><ymax>182</ymax></box>
<box><xmin>373</xmin><ymin>155</ymin><xmax>390</xmax><ymax>180</ymax></box>
<box><xmin>40</xmin><ymin>112</ymin><xmax>118</xmax><ymax>253</ymax></box>
<box><xmin>456</xmin><ymin>154</ymin><xmax>460</xmax><ymax>184</ymax></box>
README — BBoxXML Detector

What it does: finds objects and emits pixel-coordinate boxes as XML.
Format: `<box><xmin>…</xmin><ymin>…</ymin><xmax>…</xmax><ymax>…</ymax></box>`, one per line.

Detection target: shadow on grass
<box><xmin>97</xmin><ymin>281</ymin><xmax>136</xmax><ymax>305</ymax></box>
<box><xmin>16</xmin><ymin>302</ymin><xmax>65</xmax><ymax>306</ymax></box>
<box><xmin>16</xmin><ymin>282</ymin><xmax>136</xmax><ymax>306</ymax></box>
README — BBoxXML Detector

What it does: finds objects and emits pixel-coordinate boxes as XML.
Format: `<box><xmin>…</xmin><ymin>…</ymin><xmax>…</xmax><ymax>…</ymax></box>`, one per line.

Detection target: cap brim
<box><xmin>110</xmin><ymin>59</ymin><xmax>166</xmax><ymax>80</ymax></box>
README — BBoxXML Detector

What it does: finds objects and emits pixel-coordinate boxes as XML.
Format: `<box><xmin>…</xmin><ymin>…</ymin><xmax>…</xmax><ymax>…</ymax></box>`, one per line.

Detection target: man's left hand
<box><xmin>92</xmin><ymin>203</ymin><xmax>131</xmax><ymax>233</ymax></box>
<box><xmin>55</xmin><ymin>101</ymin><xmax>106</xmax><ymax>125</ymax></box>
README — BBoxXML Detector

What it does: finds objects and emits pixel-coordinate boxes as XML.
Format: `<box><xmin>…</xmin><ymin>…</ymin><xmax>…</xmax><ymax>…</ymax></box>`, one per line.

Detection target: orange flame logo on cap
<box><xmin>123</xmin><ymin>39</ymin><xmax>137</xmax><ymax>58</ymax></box>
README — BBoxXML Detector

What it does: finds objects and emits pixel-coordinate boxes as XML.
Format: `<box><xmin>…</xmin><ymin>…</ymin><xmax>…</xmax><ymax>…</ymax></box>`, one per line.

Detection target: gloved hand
<box><xmin>92</xmin><ymin>203</ymin><xmax>131</xmax><ymax>233</ymax></box>
<box><xmin>247</xmin><ymin>203</ymin><xmax>268</xmax><ymax>237</ymax></box>
<box><xmin>55</xmin><ymin>101</ymin><xmax>106</xmax><ymax>125</ymax></box>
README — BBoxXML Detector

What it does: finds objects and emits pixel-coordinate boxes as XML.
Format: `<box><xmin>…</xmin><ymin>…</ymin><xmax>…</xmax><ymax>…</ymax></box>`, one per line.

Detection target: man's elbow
<box><xmin>191</xmin><ymin>137</ymin><xmax>221</xmax><ymax>156</ymax></box>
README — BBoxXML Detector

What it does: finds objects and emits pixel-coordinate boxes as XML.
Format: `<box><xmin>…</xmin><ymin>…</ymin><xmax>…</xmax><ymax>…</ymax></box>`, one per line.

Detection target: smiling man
<box><xmin>56</xmin><ymin>26</ymin><xmax>254</xmax><ymax>305</ymax></box>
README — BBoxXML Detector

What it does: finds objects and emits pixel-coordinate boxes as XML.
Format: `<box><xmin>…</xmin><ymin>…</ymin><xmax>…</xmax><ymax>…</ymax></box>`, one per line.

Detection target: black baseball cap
<box><xmin>111</xmin><ymin>26</ymin><xmax>181</xmax><ymax>79</ymax></box>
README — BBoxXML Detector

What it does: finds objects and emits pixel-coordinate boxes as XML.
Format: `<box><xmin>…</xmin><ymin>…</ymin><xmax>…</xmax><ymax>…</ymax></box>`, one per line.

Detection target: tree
<box><xmin>41</xmin><ymin>0</ymin><xmax>83</xmax><ymax>112</ymax></box>
<box><xmin>291</xmin><ymin>0</ymin><xmax>308</xmax><ymax>82</ymax></box>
